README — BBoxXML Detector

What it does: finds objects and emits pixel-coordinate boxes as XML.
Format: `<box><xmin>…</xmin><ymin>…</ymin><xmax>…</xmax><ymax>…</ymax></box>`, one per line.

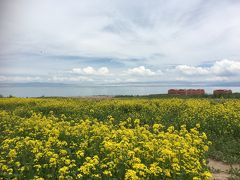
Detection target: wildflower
<box><xmin>65</xmin><ymin>159</ymin><xmax>71</xmax><ymax>165</ymax></box>
<box><xmin>49</xmin><ymin>158</ymin><xmax>57</xmax><ymax>166</ymax></box>
<box><xmin>15</xmin><ymin>161</ymin><xmax>21</xmax><ymax>167</ymax></box>
<box><xmin>59</xmin><ymin>150</ymin><xmax>68</xmax><ymax>156</ymax></box>
<box><xmin>103</xmin><ymin>170</ymin><xmax>112</xmax><ymax>176</ymax></box>
<box><xmin>203</xmin><ymin>145</ymin><xmax>209</xmax><ymax>152</ymax></box>
<box><xmin>164</xmin><ymin>169</ymin><xmax>171</xmax><ymax>177</ymax></box>
<box><xmin>76</xmin><ymin>150</ymin><xmax>84</xmax><ymax>158</ymax></box>
<box><xmin>8</xmin><ymin>149</ymin><xmax>17</xmax><ymax>158</ymax></box>
<box><xmin>202</xmin><ymin>171</ymin><xmax>212</xmax><ymax>178</ymax></box>
<box><xmin>59</xmin><ymin>166</ymin><xmax>69</xmax><ymax>175</ymax></box>
<box><xmin>125</xmin><ymin>170</ymin><xmax>139</xmax><ymax>180</ymax></box>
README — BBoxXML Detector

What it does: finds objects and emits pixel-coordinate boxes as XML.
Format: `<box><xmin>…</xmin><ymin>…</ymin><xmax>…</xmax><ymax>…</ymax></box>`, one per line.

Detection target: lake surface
<box><xmin>0</xmin><ymin>85</ymin><xmax>239</xmax><ymax>97</ymax></box>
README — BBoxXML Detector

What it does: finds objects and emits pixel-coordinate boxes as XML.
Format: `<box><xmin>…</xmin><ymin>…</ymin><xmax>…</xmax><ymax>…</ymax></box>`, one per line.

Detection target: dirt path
<box><xmin>208</xmin><ymin>159</ymin><xmax>240</xmax><ymax>180</ymax></box>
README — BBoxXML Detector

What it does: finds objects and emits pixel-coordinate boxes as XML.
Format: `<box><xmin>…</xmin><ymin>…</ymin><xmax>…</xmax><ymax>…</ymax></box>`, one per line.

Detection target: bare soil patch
<box><xmin>208</xmin><ymin>159</ymin><xmax>240</xmax><ymax>180</ymax></box>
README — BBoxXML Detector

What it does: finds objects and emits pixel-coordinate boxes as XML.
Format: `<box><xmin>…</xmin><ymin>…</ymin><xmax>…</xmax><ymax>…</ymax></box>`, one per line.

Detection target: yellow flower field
<box><xmin>0</xmin><ymin>97</ymin><xmax>240</xmax><ymax>179</ymax></box>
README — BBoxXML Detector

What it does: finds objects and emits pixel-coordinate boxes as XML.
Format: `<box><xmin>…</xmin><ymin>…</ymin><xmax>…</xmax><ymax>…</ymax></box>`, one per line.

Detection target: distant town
<box><xmin>168</xmin><ymin>89</ymin><xmax>232</xmax><ymax>96</ymax></box>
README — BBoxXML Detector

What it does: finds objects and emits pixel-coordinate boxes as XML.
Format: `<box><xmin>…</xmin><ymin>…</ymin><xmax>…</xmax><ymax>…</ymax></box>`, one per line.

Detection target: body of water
<box><xmin>0</xmin><ymin>85</ymin><xmax>239</xmax><ymax>97</ymax></box>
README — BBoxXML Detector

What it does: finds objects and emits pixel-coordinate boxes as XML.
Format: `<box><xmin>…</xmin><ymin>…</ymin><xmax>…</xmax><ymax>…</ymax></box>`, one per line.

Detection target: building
<box><xmin>213</xmin><ymin>89</ymin><xmax>232</xmax><ymax>95</ymax></box>
<box><xmin>186</xmin><ymin>89</ymin><xmax>205</xmax><ymax>95</ymax></box>
<box><xmin>168</xmin><ymin>89</ymin><xmax>205</xmax><ymax>95</ymax></box>
<box><xmin>168</xmin><ymin>89</ymin><xmax>179</xmax><ymax>95</ymax></box>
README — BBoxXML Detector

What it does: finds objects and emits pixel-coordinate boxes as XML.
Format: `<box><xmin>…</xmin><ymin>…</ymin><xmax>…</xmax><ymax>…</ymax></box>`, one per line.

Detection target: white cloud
<box><xmin>205</xmin><ymin>76</ymin><xmax>229</xmax><ymax>82</ymax></box>
<box><xmin>127</xmin><ymin>66</ymin><xmax>155</xmax><ymax>76</ymax></box>
<box><xmin>0</xmin><ymin>76</ymin><xmax>41</xmax><ymax>82</ymax></box>
<box><xmin>72</xmin><ymin>68</ymin><xmax>82</xmax><ymax>74</ymax></box>
<box><xmin>174</xmin><ymin>59</ymin><xmax>240</xmax><ymax>76</ymax></box>
<box><xmin>175</xmin><ymin>65</ymin><xmax>209</xmax><ymax>75</ymax></box>
<box><xmin>83</xmin><ymin>66</ymin><xmax>96</xmax><ymax>75</ymax></box>
<box><xmin>50</xmin><ymin>76</ymin><xmax>92</xmax><ymax>82</ymax></box>
<box><xmin>72</xmin><ymin>66</ymin><xmax>110</xmax><ymax>76</ymax></box>
<box><xmin>1</xmin><ymin>0</ymin><xmax>240</xmax><ymax>71</ymax></box>
<box><xmin>0</xmin><ymin>59</ymin><xmax>240</xmax><ymax>84</ymax></box>
<box><xmin>211</xmin><ymin>59</ymin><xmax>240</xmax><ymax>75</ymax></box>
<box><xmin>98</xmin><ymin>67</ymin><xmax>109</xmax><ymax>75</ymax></box>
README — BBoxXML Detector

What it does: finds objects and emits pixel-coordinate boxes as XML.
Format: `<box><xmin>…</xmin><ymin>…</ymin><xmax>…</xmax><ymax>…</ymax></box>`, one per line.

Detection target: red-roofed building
<box><xmin>213</xmin><ymin>89</ymin><xmax>232</xmax><ymax>95</ymax></box>
<box><xmin>168</xmin><ymin>89</ymin><xmax>205</xmax><ymax>95</ymax></box>
<box><xmin>186</xmin><ymin>89</ymin><xmax>205</xmax><ymax>95</ymax></box>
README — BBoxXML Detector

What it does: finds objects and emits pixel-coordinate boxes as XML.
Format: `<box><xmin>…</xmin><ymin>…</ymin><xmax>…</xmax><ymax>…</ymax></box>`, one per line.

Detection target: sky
<box><xmin>0</xmin><ymin>0</ymin><xmax>240</xmax><ymax>85</ymax></box>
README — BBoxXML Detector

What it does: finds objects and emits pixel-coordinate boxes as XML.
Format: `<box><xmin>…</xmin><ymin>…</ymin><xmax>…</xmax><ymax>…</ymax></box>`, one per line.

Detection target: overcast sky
<box><xmin>0</xmin><ymin>0</ymin><xmax>240</xmax><ymax>85</ymax></box>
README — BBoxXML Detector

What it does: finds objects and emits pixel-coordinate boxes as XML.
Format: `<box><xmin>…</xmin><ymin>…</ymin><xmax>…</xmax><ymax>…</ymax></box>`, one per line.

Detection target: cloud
<box><xmin>0</xmin><ymin>59</ymin><xmax>239</xmax><ymax>84</ymax></box>
<box><xmin>72</xmin><ymin>66</ymin><xmax>110</xmax><ymax>75</ymax></box>
<box><xmin>72</xmin><ymin>68</ymin><xmax>82</xmax><ymax>74</ymax></box>
<box><xmin>175</xmin><ymin>65</ymin><xmax>209</xmax><ymax>75</ymax></box>
<box><xmin>174</xmin><ymin>59</ymin><xmax>240</xmax><ymax>76</ymax></box>
<box><xmin>83</xmin><ymin>67</ymin><xmax>96</xmax><ymax>75</ymax></box>
<box><xmin>205</xmin><ymin>76</ymin><xmax>229</xmax><ymax>82</ymax></box>
<box><xmin>0</xmin><ymin>76</ymin><xmax>41</xmax><ymax>82</ymax></box>
<box><xmin>211</xmin><ymin>59</ymin><xmax>240</xmax><ymax>76</ymax></box>
<box><xmin>127</xmin><ymin>66</ymin><xmax>155</xmax><ymax>76</ymax></box>
<box><xmin>98</xmin><ymin>67</ymin><xmax>109</xmax><ymax>75</ymax></box>
<box><xmin>50</xmin><ymin>76</ymin><xmax>92</xmax><ymax>82</ymax></box>
<box><xmin>0</xmin><ymin>0</ymin><xmax>240</xmax><ymax>86</ymax></box>
<box><xmin>1</xmin><ymin>0</ymin><xmax>240</xmax><ymax>68</ymax></box>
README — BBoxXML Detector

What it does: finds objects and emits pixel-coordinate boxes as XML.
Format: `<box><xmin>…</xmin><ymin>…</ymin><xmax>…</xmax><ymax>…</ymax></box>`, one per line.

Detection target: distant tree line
<box><xmin>0</xmin><ymin>95</ymin><xmax>16</xmax><ymax>98</ymax></box>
